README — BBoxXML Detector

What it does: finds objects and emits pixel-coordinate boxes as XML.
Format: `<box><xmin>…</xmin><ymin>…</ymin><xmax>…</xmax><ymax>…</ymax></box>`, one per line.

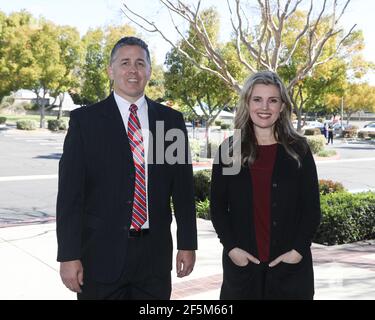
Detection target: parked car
<box><xmin>358</xmin><ymin>122</ymin><xmax>375</xmax><ymax>133</ymax></box>
<box><xmin>303</xmin><ymin>121</ymin><xmax>325</xmax><ymax>134</ymax></box>
<box><xmin>332</xmin><ymin>122</ymin><xmax>355</xmax><ymax>136</ymax></box>
<box><xmin>363</xmin><ymin>121</ymin><xmax>375</xmax><ymax>128</ymax></box>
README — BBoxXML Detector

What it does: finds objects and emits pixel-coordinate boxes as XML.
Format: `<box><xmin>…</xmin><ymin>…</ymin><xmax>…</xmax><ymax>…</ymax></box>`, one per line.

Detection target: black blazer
<box><xmin>210</xmin><ymin>142</ymin><xmax>321</xmax><ymax>299</ymax></box>
<box><xmin>56</xmin><ymin>93</ymin><xmax>197</xmax><ymax>283</ymax></box>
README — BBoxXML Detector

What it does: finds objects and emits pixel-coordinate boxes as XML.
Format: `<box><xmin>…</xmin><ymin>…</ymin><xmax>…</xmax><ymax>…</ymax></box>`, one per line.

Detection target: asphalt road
<box><xmin>0</xmin><ymin>126</ymin><xmax>374</xmax><ymax>226</ymax></box>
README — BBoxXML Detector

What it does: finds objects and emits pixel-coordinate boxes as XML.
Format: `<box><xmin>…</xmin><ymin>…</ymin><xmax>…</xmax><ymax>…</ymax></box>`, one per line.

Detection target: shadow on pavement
<box><xmin>34</xmin><ymin>153</ymin><xmax>62</xmax><ymax>160</ymax></box>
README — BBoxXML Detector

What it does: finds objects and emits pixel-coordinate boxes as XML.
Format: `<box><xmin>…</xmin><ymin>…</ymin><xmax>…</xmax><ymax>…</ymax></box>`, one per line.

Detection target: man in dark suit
<box><xmin>56</xmin><ymin>37</ymin><xmax>197</xmax><ymax>299</ymax></box>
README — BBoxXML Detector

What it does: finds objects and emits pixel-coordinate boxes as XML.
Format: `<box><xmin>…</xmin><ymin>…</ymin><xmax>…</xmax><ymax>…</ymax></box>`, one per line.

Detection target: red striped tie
<box><xmin>127</xmin><ymin>104</ymin><xmax>147</xmax><ymax>230</ymax></box>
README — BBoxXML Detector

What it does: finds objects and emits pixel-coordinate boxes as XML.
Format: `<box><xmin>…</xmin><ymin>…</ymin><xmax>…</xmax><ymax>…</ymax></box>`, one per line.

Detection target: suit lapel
<box><xmin>145</xmin><ymin>96</ymin><xmax>158</xmax><ymax>188</ymax></box>
<box><xmin>100</xmin><ymin>93</ymin><xmax>132</xmax><ymax>162</ymax></box>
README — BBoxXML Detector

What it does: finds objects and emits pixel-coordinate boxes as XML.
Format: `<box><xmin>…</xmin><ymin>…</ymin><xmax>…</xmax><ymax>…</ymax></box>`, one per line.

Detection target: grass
<box><xmin>0</xmin><ymin>113</ymin><xmax>69</xmax><ymax>125</ymax></box>
<box><xmin>317</xmin><ymin>149</ymin><xmax>337</xmax><ymax>157</ymax></box>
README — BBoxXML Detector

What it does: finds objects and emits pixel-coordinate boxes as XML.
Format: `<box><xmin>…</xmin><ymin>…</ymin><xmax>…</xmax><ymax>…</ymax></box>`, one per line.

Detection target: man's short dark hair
<box><xmin>110</xmin><ymin>36</ymin><xmax>151</xmax><ymax>64</ymax></box>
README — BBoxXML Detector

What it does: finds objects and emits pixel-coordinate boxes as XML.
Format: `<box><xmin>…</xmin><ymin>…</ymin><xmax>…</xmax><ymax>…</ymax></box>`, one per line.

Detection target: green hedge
<box><xmin>304</xmin><ymin>128</ymin><xmax>321</xmax><ymax>136</ymax></box>
<box><xmin>16</xmin><ymin>120</ymin><xmax>37</xmax><ymax>130</ymax></box>
<box><xmin>314</xmin><ymin>192</ymin><xmax>375</xmax><ymax>245</ymax></box>
<box><xmin>189</xmin><ymin>138</ymin><xmax>201</xmax><ymax>161</ymax></box>
<box><xmin>0</xmin><ymin>116</ymin><xmax>6</xmax><ymax>124</ymax></box>
<box><xmin>47</xmin><ymin>119</ymin><xmax>67</xmax><ymax>131</ymax></box>
<box><xmin>306</xmin><ymin>135</ymin><xmax>326</xmax><ymax>154</ymax></box>
<box><xmin>193</xmin><ymin>169</ymin><xmax>211</xmax><ymax>201</ymax></box>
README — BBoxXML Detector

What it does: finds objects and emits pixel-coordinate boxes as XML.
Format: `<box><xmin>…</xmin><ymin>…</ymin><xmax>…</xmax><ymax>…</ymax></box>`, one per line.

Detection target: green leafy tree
<box><xmin>0</xmin><ymin>10</ymin><xmax>36</xmax><ymax>99</ymax></box>
<box><xmin>145</xmin><ymin>58</ymin><xmax>165</xmax><ymax>101</ymax></box>
<box><xmin>26</xmin><ymin>20</ymin><xmax>66</xmax><ymax>128</ymax></box>
<box><xmin>81</xmin><ymin>25</ymin><xmax>137</xmax><ymax>104</ymax></box>
<box><xmin>50</xmin><ymin>26</ymin><xmax>83</xmax><ymax>119</ymax></box>
<box><xmin>278</xmin><ymin>16</ymin><xmax>368</xmax><ymax>130</ymax></box>
<box><xmin>326</xmin><ymin>83</ymin><xmax>375</xmax><ymax>123</ymax></box>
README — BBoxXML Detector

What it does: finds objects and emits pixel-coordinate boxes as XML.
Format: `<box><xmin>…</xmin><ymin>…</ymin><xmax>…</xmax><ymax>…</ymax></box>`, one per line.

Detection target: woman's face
<box><xmin>248</xmin><ymin>83</ymin><xmax>284</xmax><ymax>132</ymax></box>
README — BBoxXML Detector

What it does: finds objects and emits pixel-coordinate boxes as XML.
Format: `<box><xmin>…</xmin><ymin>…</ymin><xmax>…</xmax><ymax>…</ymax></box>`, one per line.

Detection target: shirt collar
<box><xmin>113</xmin><ymin>91</ymin><xmax>146</xmax><ymax>112</ymax></box>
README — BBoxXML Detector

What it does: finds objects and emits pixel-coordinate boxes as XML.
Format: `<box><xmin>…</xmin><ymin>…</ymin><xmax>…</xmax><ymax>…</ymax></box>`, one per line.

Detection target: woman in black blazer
<box><xmin>210</xmin><ymin>71</ymin><xmax>321</xmax><ymax>300</ymax></box>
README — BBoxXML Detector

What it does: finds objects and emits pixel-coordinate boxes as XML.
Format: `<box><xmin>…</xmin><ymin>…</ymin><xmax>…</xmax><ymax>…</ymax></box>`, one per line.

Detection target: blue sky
<box><xmin>1</xmin><ymin>0</ymin><xmax>374</xmax><ymax>83</ymax></box>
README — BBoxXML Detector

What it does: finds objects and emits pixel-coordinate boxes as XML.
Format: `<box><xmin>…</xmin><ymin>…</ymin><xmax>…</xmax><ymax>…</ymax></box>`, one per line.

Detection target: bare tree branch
<box><xmin>121</xmin><ymin>0</ymin><xmax>355</xmax><ymax>98</ymax></box>
<box><xmin>279</xmin><ymin>0</ymin><xmax>313</xmax><ymax>67</ymax></box>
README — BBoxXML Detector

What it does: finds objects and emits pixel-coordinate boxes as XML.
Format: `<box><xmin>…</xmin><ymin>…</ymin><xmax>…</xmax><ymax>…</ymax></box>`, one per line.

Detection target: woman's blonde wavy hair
<box><xmin>233</xmin><ymin>71</ymin><xmax>306</xmax><ymax>167</ymax></box>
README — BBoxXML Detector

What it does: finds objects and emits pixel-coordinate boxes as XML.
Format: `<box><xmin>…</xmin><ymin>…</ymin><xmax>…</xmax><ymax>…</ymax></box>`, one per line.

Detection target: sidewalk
<box><xmin>0</xmin><ymin>218</ymin><xmax>374</xmax><ymax>300</ymax></box>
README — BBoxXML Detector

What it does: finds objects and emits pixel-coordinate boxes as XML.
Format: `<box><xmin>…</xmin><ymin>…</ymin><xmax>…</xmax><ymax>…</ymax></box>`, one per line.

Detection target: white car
<box><xmin>303</xmin><ymin>121</ymin><xmax>325</xmax><ymax>134</ymax></box>
<box><xmin>358</xmin><ymin>123</ymin><xmax>375</xmax><ymax>133</ymax></box>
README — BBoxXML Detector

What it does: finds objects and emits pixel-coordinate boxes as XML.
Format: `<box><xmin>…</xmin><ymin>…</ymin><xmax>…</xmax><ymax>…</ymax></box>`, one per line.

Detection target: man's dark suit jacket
<box><xmin>210</xmin><ymin>142</ymin><xmax>321</xmax><ymax>299</ymax></box>
<box><xmin>56</xmin><ymin>93</ymin><xmax>197</xmax><ymax>283</ymax></box>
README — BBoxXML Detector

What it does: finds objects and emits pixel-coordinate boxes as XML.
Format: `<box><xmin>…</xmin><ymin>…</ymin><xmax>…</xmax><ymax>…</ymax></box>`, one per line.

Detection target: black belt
<box><xmin>128</xmin><ymin>228</ymin><xmax>149</xmax><ymax>238</ymax></box>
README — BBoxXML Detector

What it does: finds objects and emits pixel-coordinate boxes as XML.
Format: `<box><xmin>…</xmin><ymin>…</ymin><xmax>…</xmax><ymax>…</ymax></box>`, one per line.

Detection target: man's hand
<box><xmin>176</xmin><ymin>250</ymin><xmax>196</xmax><ymax>278</ymax></box>
<box><xmin>268</xmin><ymin>249</ymin><xmax>303</xmax><ymax>267</ymax></box>
<box><xmin>228</xmin><ymin>247</ymin><xmax>260</xmax><ymax>267</ymax></box>
<box><xmin>60</xmin><ymin>260</ymin><xmax>84</xmax><ymax>293</ymax></box>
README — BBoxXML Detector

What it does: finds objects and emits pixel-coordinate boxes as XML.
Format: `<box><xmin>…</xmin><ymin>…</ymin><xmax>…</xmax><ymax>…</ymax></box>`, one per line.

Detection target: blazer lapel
<box><xmin>145</xmin><ymin>96</ymin><xmax>158</xmax><ymax>185</ymax></box>
<box><xmin>100</xmin><ymin>93</ymin><xmax>132</xmax><ymax>162</ymax></box>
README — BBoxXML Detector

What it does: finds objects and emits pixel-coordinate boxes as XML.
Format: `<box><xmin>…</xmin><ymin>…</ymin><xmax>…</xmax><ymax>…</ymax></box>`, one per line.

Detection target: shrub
<box><xmin>0</xmin><ymin>102</ymin><xmax>11</xmax><ymax>110</ymax></box>
<box><xmin>221</xmin><ymin>123</ymin><xmax>230</xmax><ymax>130</ymax></box>
<box><xmin>193</xmin><ymin>169</ymin><xmax>211</xmax><ymax>201</ymax></box>
<box><xmin>47</xmin><ymin>119</ymin><xmax>67</xmax><ymax>131</ymax></box>
<box><xmin>0</xmin><ymin>116</ymin><xmax>6</xmax><ymax>124</ymax></box>
<box><xmin>342</xmin><ymin>128</ymin><xmax>357</xmax><ymax>138</ymax></box>
<box><xmin>304</xmin><ymin>128</ymin><xmax>321</xmax><ymax>136</ymax></box>
<box><xmin>196</xmin><ymin>199</ymin><xmax>210</xmax><ymax>220</ymax></box>
<box><xmin>22</xmin><ymin>102</ymin><xmax>39</xmax><ymax>111</ymax></box>
<box><xmin>208</xmin><ymin>141</ymin><xmax>220</xmax><ymax>158</ymax></box>
<box><xmin>306</xmin><ymin>135</ymin><xmax>326</xmax><ymax>154</ymax></box>
<box><xmin>189</xmin><ymin>138</ymin><xmax>201</xmax><ymax>161</ymax></box>
<box><xmin>214</xmin><ymin>120</ymin><xmax>222</xmax><ymax>126</ymax></box>
<box><xmin>319</xmin><ymin>179</ymin><xmax>345</xmax><ymax>195</ymax></box>
<box><xmin>0</xmin><ymin>95</ymin><xmax>15</xmax><ymax>107</ymax></box>
<box><xmin>16</xmin><ymin>120</ymin><xmax>37</xmax><ymax>130</ymax></box>
<box><xmin>314</xmin><ymin>192</ymin><xmax>375</xmax><ymax>245</ymax></box>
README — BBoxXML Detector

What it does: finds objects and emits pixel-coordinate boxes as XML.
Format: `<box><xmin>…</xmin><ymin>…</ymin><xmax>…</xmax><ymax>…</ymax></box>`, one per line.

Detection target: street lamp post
<box><xmin>341</xmin><ymin>96</ymin><xmax>344</xmax><ymax>127</ymax></box>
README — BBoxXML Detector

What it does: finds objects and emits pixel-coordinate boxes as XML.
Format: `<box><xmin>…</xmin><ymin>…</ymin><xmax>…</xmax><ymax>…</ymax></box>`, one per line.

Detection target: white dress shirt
<box><xmin>114</xmin><ymin>92</ymin><xmax>150</xmax><ymax>229</ymax></box>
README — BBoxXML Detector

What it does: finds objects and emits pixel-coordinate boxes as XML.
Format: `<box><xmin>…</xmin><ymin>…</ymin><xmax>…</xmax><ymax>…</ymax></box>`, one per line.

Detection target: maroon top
<box><xmin>250</xmin><ymin>143</ymin><xmax>278</xmax><ymax>262</ymax></box>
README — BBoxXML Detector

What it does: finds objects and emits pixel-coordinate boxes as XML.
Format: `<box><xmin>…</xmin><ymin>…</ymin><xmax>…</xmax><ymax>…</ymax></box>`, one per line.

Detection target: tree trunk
<box><xmin>57</xmin><ymin>92</ymin><xmax>65</xmax><ymax>119</ymax></box>
<box><xmin>205</xmin><ymin>122</ymin><xmax>211</xmax><ymax>159</ymax></box>
<box><xmin>40</xmin><ymin>105</ymin><xmax>45</xmax><ymax>129</ymax></box>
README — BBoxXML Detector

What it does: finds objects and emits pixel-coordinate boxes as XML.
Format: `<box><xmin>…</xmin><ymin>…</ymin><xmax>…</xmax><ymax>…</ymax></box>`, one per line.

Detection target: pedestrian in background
<box><xmin>323</xmin><ymin>122</ymin><xmax>328</xmax><ymax>141</ymax></box>
<box><xmin>327</xmin><ymin>123</ymin><xmax>334</xmax><ymax>144</ymax></box>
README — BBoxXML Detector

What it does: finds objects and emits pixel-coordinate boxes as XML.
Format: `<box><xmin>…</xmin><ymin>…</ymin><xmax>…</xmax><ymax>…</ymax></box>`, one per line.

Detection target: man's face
<box><xmin>108</xmin><ymin>45</ymin><xmax>151</xmax><ymax>102</ymax></box>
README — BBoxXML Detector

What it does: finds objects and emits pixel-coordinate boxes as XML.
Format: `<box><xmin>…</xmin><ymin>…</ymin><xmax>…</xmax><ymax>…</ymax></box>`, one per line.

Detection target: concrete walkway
<box><xmin>0</xmin><ymin>218</ymin><xmax>374</xmax><ymax>300</ymax></box>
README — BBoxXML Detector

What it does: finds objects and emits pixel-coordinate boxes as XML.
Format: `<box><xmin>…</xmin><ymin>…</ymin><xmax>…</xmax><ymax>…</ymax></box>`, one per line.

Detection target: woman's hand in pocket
<box><xmin>228</xmin><ymin>247</ymin><xmax>260</xmax><ymax>267</ymax></box>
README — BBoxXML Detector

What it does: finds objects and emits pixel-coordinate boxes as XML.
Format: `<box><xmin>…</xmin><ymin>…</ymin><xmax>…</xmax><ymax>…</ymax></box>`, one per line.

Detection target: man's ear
<box><xmin>107</xmin><ymin>65</ymin><xmax>114</xmax><ymax>80</ymax></box>
<box><xmin>147</xmin><ymin>66</ymin><xmax>152</xmax><ymax>81</ymax></box>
